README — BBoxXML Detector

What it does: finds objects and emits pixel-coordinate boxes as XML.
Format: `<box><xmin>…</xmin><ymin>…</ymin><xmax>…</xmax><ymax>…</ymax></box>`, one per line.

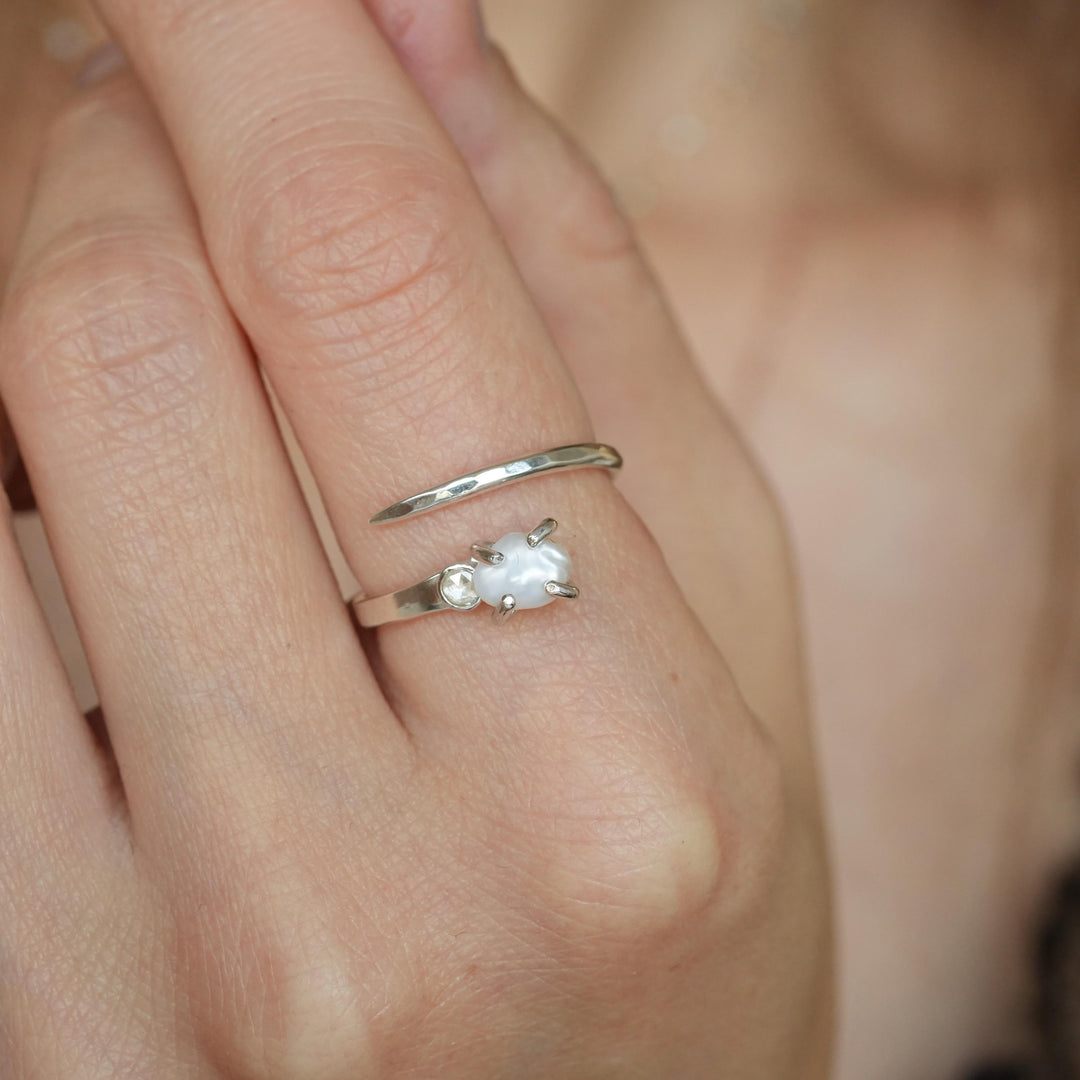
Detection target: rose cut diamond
<box><xmin>438</xmin><ymin>564</ymin><xmax>480</xmax><ymax>609</ymax></box>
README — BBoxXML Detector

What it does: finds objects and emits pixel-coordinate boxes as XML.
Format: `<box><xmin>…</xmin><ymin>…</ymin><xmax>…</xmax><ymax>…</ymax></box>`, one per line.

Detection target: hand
<box><xmin>0</xmin><ymin>1</ymin><xmax>830</xmax><ymax>1075</ymax></box>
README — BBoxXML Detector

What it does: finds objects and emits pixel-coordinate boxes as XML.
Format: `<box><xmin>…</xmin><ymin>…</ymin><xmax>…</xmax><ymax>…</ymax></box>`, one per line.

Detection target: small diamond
<box><xmin>439</xmin><ymin>564</ymin><xmax>480</xmax><ymax>610</ymax></box>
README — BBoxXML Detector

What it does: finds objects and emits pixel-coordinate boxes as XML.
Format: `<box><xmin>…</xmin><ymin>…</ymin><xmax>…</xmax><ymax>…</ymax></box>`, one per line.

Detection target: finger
<box><xmin>93</xmin><ymin>0</ymin><xmax>591</xmax><ymax>580</ymax></box>
<box><xmin>86</xmin><ymin>1</ymin><xmax>719</xmax><ymax>730</ymax></box>
<box><xmin>0</xmin><ymin>509</ymin><xmax>162</xmax><ymax>1074</ymax></box>
<box><xmin>0</xmin><ymin>70</ymin><xmax>405</xmax><ymax>854</ymax></box>
<box><xmin>0</xmin><ymin>494</ymin><xmax>119</xmax><ymax>868</ymax></box>
<box><xmin>363</xmin><ymin>2</ymin><xmax>812</xmax><ymax>771</ymax></box>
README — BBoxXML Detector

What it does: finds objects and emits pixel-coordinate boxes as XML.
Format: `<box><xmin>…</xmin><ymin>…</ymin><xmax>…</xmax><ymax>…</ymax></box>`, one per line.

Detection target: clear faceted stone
<box><xmin>439</xmin><ymin>564</ymin><xmax>480</xmax><ymax>609</ymax></box>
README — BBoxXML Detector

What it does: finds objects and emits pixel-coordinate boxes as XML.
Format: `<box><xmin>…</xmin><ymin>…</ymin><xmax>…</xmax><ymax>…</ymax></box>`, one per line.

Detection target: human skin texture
<box><xmin>8</xmin><ymin>3</ymin><xmax>1080</xmax><ymax>1076</ymax></box>
<box><xmin>479</xmin><ymin>5</ymin><xmax>1080</xmax><ymax>1076</ymax></box>
<box><xmin>0</xmin><ymin>0</ymin><xmax>831</xmax><ymax>1076</ymax></box>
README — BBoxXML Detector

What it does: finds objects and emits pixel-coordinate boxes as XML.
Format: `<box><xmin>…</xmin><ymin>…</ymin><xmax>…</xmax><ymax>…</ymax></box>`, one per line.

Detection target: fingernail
<box><xmin>77</xmin><ymin>42</ymin><xmax>127</xmax><ymax>87</ymax></box>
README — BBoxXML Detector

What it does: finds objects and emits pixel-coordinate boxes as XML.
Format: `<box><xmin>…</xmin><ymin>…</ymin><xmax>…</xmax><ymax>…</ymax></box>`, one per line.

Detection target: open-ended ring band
<box><xmin>367</xmin><ymin>442</ymin><xmax>622</xmax><ymax>524</ymax></box>
<box><xmin>352</xmin><ymin>444</ymin><xmax>622</xmax><ymax>628</ymax></box>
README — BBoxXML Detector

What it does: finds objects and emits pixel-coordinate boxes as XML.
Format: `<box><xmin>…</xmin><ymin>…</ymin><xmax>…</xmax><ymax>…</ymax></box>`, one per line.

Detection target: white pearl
<box><xmin>473</xmin><ymin>532</ymin><xmax>572</xmax><ymax>610</ymax></box>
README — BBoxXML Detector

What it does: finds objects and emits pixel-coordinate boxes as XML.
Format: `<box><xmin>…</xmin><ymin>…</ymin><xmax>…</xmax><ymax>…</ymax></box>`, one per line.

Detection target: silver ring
<box><xmin>352</xmin><ymin>518</ymin><xmax>579</xmax><ymax>627</ymax></box>
<box><xmin>368</xmin><ymin>443</ymin><xmax>621</xmax><ymax>524</ymax></box>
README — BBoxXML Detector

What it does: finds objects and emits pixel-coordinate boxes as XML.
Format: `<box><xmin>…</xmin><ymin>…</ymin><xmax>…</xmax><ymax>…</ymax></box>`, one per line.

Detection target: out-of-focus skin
<box><xmin>0</xmin><ymin>2</ymin><xmax>103</xmax><ymax>280</ymax></box>
<box><xmin>0</xmin><ymin>0</ymin><xmax>830</xmax><ymax>1076</ymax></box>
<box><xmin>481</xmin><ymin>4</ymin><xmax>1080</xmax><ymax>1077</ymax></box>
<box><xmin>1</xmin><ymin>2</ymin><xmax>1079</xmax><ymax>1078</ymax></box>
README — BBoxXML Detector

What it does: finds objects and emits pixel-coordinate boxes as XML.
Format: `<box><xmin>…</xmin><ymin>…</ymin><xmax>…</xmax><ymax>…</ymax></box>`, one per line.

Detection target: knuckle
<box><xmin>4</xmin><ymin>226</ymin><xmax>215</xmax><ymax>432</ymax></box>
<box><xmin>176</xmin><ymin>856</ymin><xmax>382</xmax><ymax>1079</ymax></box>
<box><xmin>507</xmin><ymin>705</ymin><xmax>791</xmax><ymax>951</ymax></box>
<box><xmin>550</xmin><ymin>145</ymin><xmax>641</xmax><ymax>266</ymax></box>
<box><xmin>237</xmin><ymin>145</ymin><xmax>476</xmax><ymax>376</ymax></box>
<box><xmin>515</xmin><ymin>740</ymin><xmax>730</xmax><ymax>945</ymax></box>
<box><xmin>574</xmin><ymin>788</ymin><xmax>724</xmax><ymax>942</ymax></box>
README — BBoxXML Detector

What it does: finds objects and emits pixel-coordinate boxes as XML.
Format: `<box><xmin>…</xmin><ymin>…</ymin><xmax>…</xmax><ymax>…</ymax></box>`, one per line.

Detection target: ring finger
<box><xmin>87</xmin><ymin>0</ymin><xmax>708</xmax><ymax>741</ymax></box>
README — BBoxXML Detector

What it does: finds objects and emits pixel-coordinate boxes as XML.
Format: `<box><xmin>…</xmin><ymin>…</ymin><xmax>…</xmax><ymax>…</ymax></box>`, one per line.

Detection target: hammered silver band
<box><xmin>368</xmin><ymin>442</ymin><xmax>622</xmax><ymax>524</ymax></box>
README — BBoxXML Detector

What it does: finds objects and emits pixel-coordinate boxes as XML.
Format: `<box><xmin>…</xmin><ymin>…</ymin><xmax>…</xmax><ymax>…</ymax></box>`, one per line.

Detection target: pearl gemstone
<box><xmin>472</xmin><ymin>532</ymin><xmax>572</xmax><ymax>610</ymax></box>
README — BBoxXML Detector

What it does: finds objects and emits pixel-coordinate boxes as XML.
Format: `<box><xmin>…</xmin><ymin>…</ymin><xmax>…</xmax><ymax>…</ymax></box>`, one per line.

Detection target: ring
<box><xmin>352</xmin><ymin>518</ymin><xmax>580</xmax><ymax>627</ymax></box>
<box><xmin>368</xmin><ymin>443</ymin><xmax>622</xmax><ymax>524</ymax></box>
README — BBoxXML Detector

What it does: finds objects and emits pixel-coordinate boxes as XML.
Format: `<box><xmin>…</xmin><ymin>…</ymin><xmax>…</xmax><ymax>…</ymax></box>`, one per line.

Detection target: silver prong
<box><xmin>495</xmin><ymin>593</ymin><xmax>517</xmax><ymax>621</ymax></box>
<box><xmin>545</xmin><ymin>580</ymin><xmax>579</xmax><ymax>599</ymax></box>
<box><xmin>471</xmin><ymin>542</ymin><xmax>504</xmax><ymax>566</ymax></box>
<box><xmin>527</xmin><ymin>518</ymin><xmax>558</xmax><ymax>547</ymax></box>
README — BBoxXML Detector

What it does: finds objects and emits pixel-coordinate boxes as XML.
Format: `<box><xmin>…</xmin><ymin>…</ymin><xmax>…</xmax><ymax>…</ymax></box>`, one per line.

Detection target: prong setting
<box><xmin>469</xmin><ymin>525</ymin><xmax>575</xmax><ymax>621</ymax></box>
<box><xmin>527</xmin><ymin>518</ymin><xmax>558</xmax><ymax>548</ymax></box>
<box><xmin>470</xmin><ymin>542</ymin><xmax>505</xmax><ymax>566</ymax></box>
<box><xmin>545</xmin><ymin>580</ymin><xmax>579</xmax><ymax>600</ymax></box>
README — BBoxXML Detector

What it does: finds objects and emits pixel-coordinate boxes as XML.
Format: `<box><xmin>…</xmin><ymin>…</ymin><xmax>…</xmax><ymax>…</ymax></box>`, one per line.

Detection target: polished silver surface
<box><xmin>470</xmin><ymin>542</ymin><xmax>504</xmax><ymax>565</ymax></box>
<box><xmin>353</xmin><ymin>570</ymin><xmax>453</xmax><ymax>627</ymax></box>
<box><xmin>495</xmin><ymin>594</ymin><xmax>517</xmax><ymax>622</ymax></box>
<box><xmin>526</xmin><ymin>518</ymin><xmax>557</xmax><ymax>547</ymax></box>
<box><xmin>545</xmin><ymin>580</ymin><xmax>579</xmax><ymax>599</ymax></box>
<box><xmin>368</xmin><ymin>444</ymin><xmax>622</xmax><ymax>524</ymax></box>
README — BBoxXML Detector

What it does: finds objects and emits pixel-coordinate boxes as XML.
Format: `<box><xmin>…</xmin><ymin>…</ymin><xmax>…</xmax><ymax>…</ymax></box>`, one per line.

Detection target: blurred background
<box><xmin>2</xmin><ymin>2</ymin><xmax>1080</xmax><ymax>1077</ymax></box>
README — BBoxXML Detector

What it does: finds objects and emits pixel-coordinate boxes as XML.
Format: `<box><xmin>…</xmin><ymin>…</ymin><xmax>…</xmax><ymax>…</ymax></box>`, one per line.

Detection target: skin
<box><xmin>482</xmin><ymin>5</ymin><xmax>1080</xmax><ymax>1075</ymax></box>
<box><xmin>0</xmin><ymin>1</ymin><xmax>832</xmax><ymax>1077</ymax></box>
<box><xmin>9</xmin><ymin>2</ymin><xmax>1076</xmax><ymax>1075</ymax></box>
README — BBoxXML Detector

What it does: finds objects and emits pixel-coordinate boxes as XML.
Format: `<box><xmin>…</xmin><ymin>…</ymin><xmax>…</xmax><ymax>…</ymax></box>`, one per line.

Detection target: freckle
<box><xmin>669</xmin><ymin>670</ymin><xmax>680</xmax><ymax>684</ymax></box>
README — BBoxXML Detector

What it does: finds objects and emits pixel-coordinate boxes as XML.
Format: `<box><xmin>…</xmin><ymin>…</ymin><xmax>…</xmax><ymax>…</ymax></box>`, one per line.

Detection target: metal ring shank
<box><xmin>368</xmin><ymin>443</ymin><xmax>622</xmax><ymax>524</ymax></box>
<box><xmin>352</xmin><ymin>571</ymin><xmax>453</xmax><ymax>628</ymax></box>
